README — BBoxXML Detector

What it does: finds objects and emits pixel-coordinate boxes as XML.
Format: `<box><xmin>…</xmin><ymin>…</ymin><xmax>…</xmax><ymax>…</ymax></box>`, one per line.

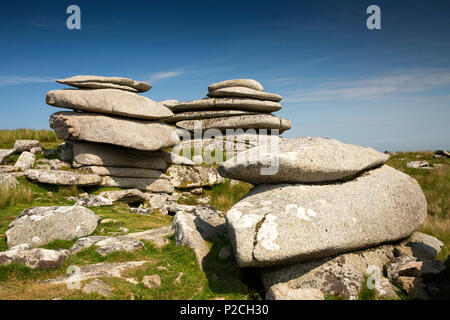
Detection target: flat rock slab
<box><xmin>99</xmin><ymin>189</ymin><xmax>148</xmax><ymax>204</ymax></box>
<box><xmin>227</xmin><ymin>165</ymin><xmax>427</xmax><ymax>267</ymax></box>
<box><xmin>0</xmin><ymin>149</ymin><xmax>15</xmax><ymax>165</ymax></box>
<box><xmin>162</xmin><ymin>110</ymin><xmax>260</xmax><ymax>123</ymax></box>
<box><xmin>13</xmin><ymin>140</ymin><xmax>41</xmax><ymax>153</ymax></box>
<box><xmin>40</xmin><ymin>261</ymin><xmax>151</xmax><ymax>285</ymax></box>
<box><xmin>121</xmin><ymin>225</ymin><xmax>174</xmax><ymax>242</ymax></box>
<box><xmin>14</xmin><ymin>151</ymin><xmax>35</xmax><ymax>170</ymax></box>
<box><xmin>78</xmin><ymin>166</ymin><xmax>167</xmax><ymax>179</ymax></box>
<box><xmin>166</xmin><ymin>165</ymin><xmax>224</xmax><ymax>189</ymax></box>
<box><xmin>47</xmin><ymin>89</ymin><xmax>172</xmax><ymax>120</ymax></box>
<box><xmin>56</xmin><ymin>75</ymin><xmax>151</xmax><ymax>92</ymax></box>
<box><xmin>261</xmin><ymin>244</ymin><xmax>399</xmax><ymax>300</ymax></box>
<box><xmin>50</xmin><ymin>111</ymin><xmax>180</xmax><ymax>151</ymax></box>
<box><xmin>100</xmin><ymin>176</ymin><xmax>174</xmax><ymax>193</ymax></box>
<box><xmin>25</xmin><ymin>169</ymin><xmax>101</xmax><ymax>186</ymax></box>
<box><xmin>218</xmin><ymin>137</ymin><xmax>390</xmax><ymax>184</ymax></box>
<box><xmin>0</xmin><ymin>246</ymin><xmax>69</xmax><ymax>269</ymax></box>
<box><xmin>208</xmin><ymin>79</ymin><xmax>264</xmax><ymax>92</ymax></box>
<box><xmin>208</xmin><ymin>86</ymin><xmax>282</xmax><ymax>102</ymax></box>
<box><xmin>6</xmin><ymin>206</ymin><xmax>100</xmax><ymax>248</ymax></box>
<box><xmin>172</xmin><ymin>98</ymin><xmax>281</xmax><ymax>113</ymax></box>
<box><xmin>176</xmin><ymin>114</ymin><xmax>291</xmax><ymax>133</ymax></box>
<box><xmin>70</xmin><ymin>236</ymin><xmax>144</xmax><ymax>256</ymax></box>
<box><xmin>72</xmin><ymin>142</ymin><xmax>167</xmax><ymax>170</ymax></box>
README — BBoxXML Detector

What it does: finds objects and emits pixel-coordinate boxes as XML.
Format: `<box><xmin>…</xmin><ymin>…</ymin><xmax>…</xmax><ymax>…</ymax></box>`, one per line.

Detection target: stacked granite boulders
<box><xmin>162</xmin><ymin>79</ymin><xmax>291</xmax><ymax>160</ymax></box>
<box><xmin>218</xmin><ymin>137</ymin><xmax>435</xmax><ymax>299</ymax></box>
<box><xmin>42</xmin><ymin>75</ymin><xmax>181</xmax><ymax>193</ymax></box>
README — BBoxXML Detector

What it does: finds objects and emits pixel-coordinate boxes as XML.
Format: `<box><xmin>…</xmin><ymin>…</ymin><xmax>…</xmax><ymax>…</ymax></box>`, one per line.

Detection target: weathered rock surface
<box><xmin>82</xmin><ymin>279</ymin><xmax>113</xmax><ymax>296</ymax></box>
<box><xmin>163</xmin><ymin>110</ymin><xmax>259</xmax><ymax>123</ymax></box>
<box><xmin>407</xmin><ymin>160</ymin><xmax>430</xmax><ymax>169</ymax></box>
<box><xmin>6</xmin><ymin>206</ymin><xmax>100</xmax><ymax>248</ymax></box>
<box><xmin>0</xmin><ymin>149</ymin><xmax>15</xmax><ymax>164</ymax></box>
<box><xmin>47</xmin><ymin>89</ymin><xmax>172</xmax><ymax>120</ymax></box>
<box><xmin>0</xmin><ymin>174</ymin><xmax>18</xmax><ymax>188</ymax></box>
<box><xmin>76</xmin><ymin>195</ymin><xmax>114</xmax><ymax>207</ymax></box>
<box><xmin>208</xmin><ymin>86</ymin><xmax>282</xmax><ymax>102</ymax></box>
<box><xmin>40</xmin><ymin>261</ymin><xmax>150</xmax><ymax>285</ymax></box>
<box><xmin>261</xmin><ymin>244</ymin><xmax>400</xmax><ymax>300</ymax></box>
<box><xmin>99</xmin><ymin>189</ymin><xmax>148</xmax><ymax>204</ymax></box>
<box><xmin>78</xmin><ymin>166</ymin><xmax>167</xmax><ymax>179</ymax></box>
<box><xmin>218</xmin><ymin>137</ymin><xmax>390</xmax><ymax>184</ymax></box>
<box><xmin>13</xmin><ymin>140</ymin><xmax>41</xmax><ymax>153</ymax></box>
<box><xmin>227</xmin><ymin>165</ymin><xmax>427</xmax><ymax>267</ymax></box>
<box><xmin>100</xmin><ymin>176</ymin><xmax>174</xmax><ymax>193</ymax></box>
<box><xmin>176</xmin><ymin>114</ymin><xmax>291</xmax><ymax>133</ymax></box>
<box><xmin>172</xmin><ymin>98</ymin><xmax>281</xmax><ymax>113</ymax></box>
<box><xmin>25</xmin><ymin>169</ymin><xmax>101</xmax><ymax>186</ymax></box>
<box><xmin>0</xmin><ymin>245</ymin><xmax>69</xmax><ymax>269</ymax></box>
<box><xmin>14</xmin><ymin>151</ymin><xmax>35</xmax><ymax>170</ymax></box>
<box><xmin>265</xmin><ymin>284</ymin><xmax>324</xmax><ymax>300</ymax></box>
<box><xmin>50</xmin><ymin>111</ymin><xmax>180</xmax><ymax>151</ymax></box>
<box><xmin>173</xmin><ymin>212</ymin><xmax>210</xmax><ymax>268</ymax></box>
<box><xmin>56</xmin><ymin>75</ymin><xmax>151</xmax><ymax>92</ymax></box>
<box><xmin>72</xmin><ymin>142</ymin><xmax>167</xmax><ymax>170</ymax></box>
<box><xmin>208</xmin><ymin>79</ymin><xmax>264</xmax><ymax>92</ymax></box>
<box><xmin>166</xmin><ymin>165</ymin><xmax>224</xmax><ymax>189</ymax></box>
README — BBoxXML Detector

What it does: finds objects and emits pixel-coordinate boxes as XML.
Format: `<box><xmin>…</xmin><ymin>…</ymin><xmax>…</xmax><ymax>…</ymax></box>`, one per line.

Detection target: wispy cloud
<box><xmin>284</xmin><ymin>69</ymin><xmax>450</xmax><ymax>102</ymax></box>
<box><xmin>148</xmin><ymin>71</ymin><xmax>184</xmax><ymax>82</ymax></box>
<box><xmin>0</xmin><ymin>76</ymin><xmax>55</xmax><ymax>87</ymax></box>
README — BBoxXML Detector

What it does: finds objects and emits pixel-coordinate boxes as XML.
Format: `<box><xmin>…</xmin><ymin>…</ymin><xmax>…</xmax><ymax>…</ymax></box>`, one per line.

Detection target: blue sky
<box><xmin>0</xmin><ymin>0</ymin><xmax>449</xmax><ymax>151</ymax></box>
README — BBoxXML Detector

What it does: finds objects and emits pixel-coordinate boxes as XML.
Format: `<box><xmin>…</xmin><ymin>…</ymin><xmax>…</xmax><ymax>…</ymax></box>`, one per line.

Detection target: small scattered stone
<box><xmin>142</xmin><ymin>275</ymin><xmax>161</xmax><ymax>289</ymax></box>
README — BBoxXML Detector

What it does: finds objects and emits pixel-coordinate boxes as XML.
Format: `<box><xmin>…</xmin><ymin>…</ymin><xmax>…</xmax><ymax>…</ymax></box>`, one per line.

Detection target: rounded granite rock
<box><xmin>226</xmin><ymin>165</ymin><xmax>427</xmax><ymax>267</ymax></box>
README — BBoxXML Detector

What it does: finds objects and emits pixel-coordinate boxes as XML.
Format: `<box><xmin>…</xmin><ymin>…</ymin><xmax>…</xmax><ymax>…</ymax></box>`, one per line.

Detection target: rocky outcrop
<box><xmin>47</xmin><ymin>89</ymin><xmax>172</xmax><ymax>120</ymax></box>
<box><xmin>50</xmin><ymin>111</ymin><xmax>180</xmax><ymax>151</ymax></box>
<box><xmin>56</xmin><ymin>75</ymin><xmax>151</xmax><ymax>92</ymax></box>
<box><xmin>176</xmin><ymin>114</ymin><xmax>291</xmax><ymax>133</ymax></box>
<box><xmin>6</xmin><ymin>206</ymin><xmax>100</xmax><ymax>248</ymax></box>
<box><xmin>227</xmin><ymin>165</ymin><xmax>426</xmax><ymax>267</ymax></box>
<box><xmin>218</xmin><ymin>137</ymin><xmax>389</xmax><ymax>184</ymax></box>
